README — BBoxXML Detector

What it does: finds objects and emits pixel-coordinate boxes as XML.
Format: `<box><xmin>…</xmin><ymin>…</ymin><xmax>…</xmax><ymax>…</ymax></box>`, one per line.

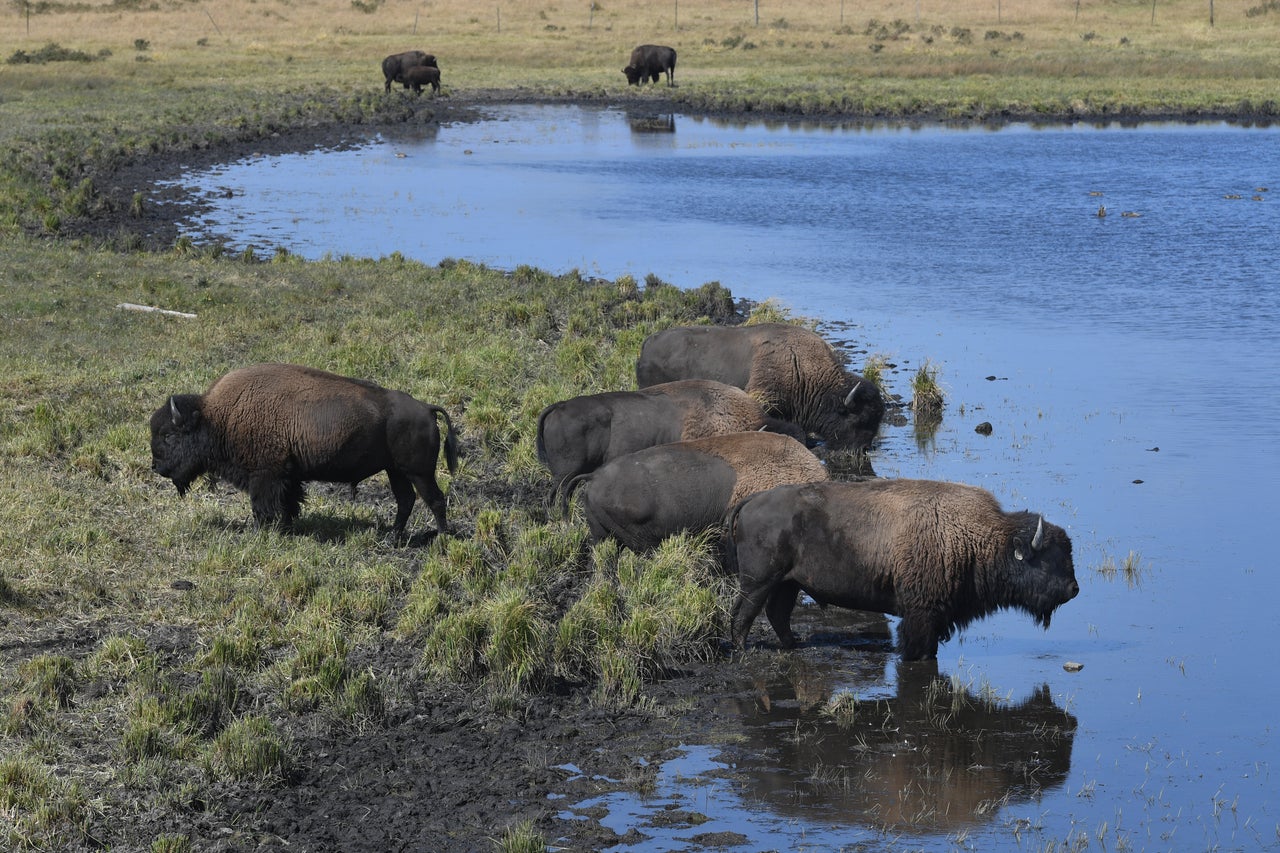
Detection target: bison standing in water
<box><xmin>149</xmin><ymin>363</ymin><xmax>458</xmax><ymax>541</ymax></box>
<box><xmin>623</xmin><ymin>44</ymin><xmax>677</xmax><ymax>86</ymax></box>
<box><xmin>536</xmin><ymin>379</ymin><xmax>805</xmax><ymax>503</ymax></box>
<box><xmin>724</xmin><ymin>479</ymin><xmax>1079</xmax><ymax>659</ymax></box>
<box><xmin>636</xmin><ymin>323</ymin><xmax>885</xmax><ymax>453</ymax></box>
<box><xmin>562</xmin><ymin>431</ymin><xmax>827</xmax><ymax>553</ymax></box>
<box><xmin>382</xmin><ymin>50</ymin><xmax>437</xmax><ymax>93</ymax></box>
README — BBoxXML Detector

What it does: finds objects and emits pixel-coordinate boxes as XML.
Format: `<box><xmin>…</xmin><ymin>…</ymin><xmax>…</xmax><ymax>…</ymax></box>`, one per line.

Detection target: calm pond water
<box><xmin>166</xmin><ymin>106</ymin><xmax>1280</xmax><ymax>850</ymax></box>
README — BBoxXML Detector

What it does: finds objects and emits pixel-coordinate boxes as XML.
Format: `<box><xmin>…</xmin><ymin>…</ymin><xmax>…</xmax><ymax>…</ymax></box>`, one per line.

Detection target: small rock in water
<box><xmin>1063</xmin><ymin>661</ymin><xmax>1084</xmax><ymax>672</ymax></box>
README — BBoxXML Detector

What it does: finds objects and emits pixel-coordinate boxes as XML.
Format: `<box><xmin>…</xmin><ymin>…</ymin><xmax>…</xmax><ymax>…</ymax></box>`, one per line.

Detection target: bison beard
<box><xmin>724</xmin><ymin>480</ymin><xmax>1080</xmax><ymax>660</ymax></box>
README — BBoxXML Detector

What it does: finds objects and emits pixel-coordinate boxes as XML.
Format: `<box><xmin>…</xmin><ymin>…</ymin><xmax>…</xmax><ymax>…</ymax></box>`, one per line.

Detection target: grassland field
<box><xmin>1</xmin><ymin>0</ymin><xmax>1277</xmax><ymax>849</ymax></box>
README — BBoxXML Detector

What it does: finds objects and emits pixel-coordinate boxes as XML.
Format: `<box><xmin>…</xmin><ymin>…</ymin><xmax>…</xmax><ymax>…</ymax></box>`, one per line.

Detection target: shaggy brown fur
<box><xmin>725</xmin><ymin>479</ymin><xmax>1079</xmax><ymax>659</ymax></box>
<box><xmin>635</xmin><ymin>323</ymin><xmax>885</xmax><ymax>452</ymax></box>
<box><xmin>150</xmin><ymin>363</ymin><xmax>458</xmax><ymax>540</ymax></box>
<box><xmin>563</xmin><ymin>431</ymin><xmax>827</xmax><ymax>552</ymax></box>
<box><xmin>536</xmin><ymin>379</ymin><xmax>805</xmax><ymax>503</ymax></box>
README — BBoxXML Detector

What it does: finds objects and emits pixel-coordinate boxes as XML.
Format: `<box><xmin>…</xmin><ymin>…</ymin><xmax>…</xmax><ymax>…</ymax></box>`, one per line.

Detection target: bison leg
<box><xmin>410</xmin><ymin>473</ymin><xmax>449</xmax><ymax>535</ymax></box>
<box><xmin>730</xmin><ymin>583</ymin><xmax>775</xmax><ymax>649</ymax></box>
<box><xmin>248</xmin><ymin>475</ymin><xmax>303</xmax><ymax>529</ymax></box>
<box><xmin>897</xmin><ymin>611</ymin><xmax>941</xmax><ymax>661</ymax></box>
<box><xmin>386</xmin><ymin>472</ymin><xmax>418</xmax><ymax>540</ymax></box>
<box><xmin>763</xmin><ymin>581</ymin><xmax>803</xmax><ymax>649</ymax></box>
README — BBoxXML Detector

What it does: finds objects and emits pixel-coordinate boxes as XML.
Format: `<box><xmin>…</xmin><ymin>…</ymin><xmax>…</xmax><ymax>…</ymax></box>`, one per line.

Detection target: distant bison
<box><xmin>623</xmin><ymin>44</ymin><xmax>677</xmax><ymax>86</ymax></box>
<box><xmin>536</xmin><ymin>379</ymin><xmax>805</xmax><ymax>503</ymax></box>
<box><xmin>401</xmin><ymin>64</ymin><xmax>441</xmax><ymax>95</ymax></box>
<box><xmin>150</xmin><ymin>363</ymin><xmax>459</xmax><ymax>540</ymax></box>
<box><xmin>636</xmin><ymin>323</ymin><xmax>885</xmax><ymax>452</ymax></box>
<box><xmin>382</xmin><ymin>50</ymin><xmax>437</xmax><ymax>93</ymax></box>
<box><xmin>724</xmin><ymin>479</ymin><xmax>1079</xmax><ymax>660</ymax></box>
<box><xmin>563</xmin><ymin>431</ymin><xmax>827</xmax><ymax>552</ymax></box>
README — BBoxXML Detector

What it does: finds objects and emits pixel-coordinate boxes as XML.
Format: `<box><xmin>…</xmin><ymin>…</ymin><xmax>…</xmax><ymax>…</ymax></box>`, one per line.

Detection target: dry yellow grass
<box><xmin>3</xmin><ymin>0</ymin><xmax>1277</xmax><ymax>94</ymax></box>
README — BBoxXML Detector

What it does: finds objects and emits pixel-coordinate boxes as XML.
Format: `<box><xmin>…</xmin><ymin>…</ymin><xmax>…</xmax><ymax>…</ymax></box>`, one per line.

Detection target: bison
<box><xmin>623</xmin><ymin>44</ymin><xmax>677</xmax><ymax>86</ymax></box>
<box><xmin>382</xmin><ymin>50</ymin><xmax>437</xmax><ymax>93</ymax></box>
<box><xmin>724</xmin><ymin>479</ymin><xmax>1079</xmax><ymax>660</ymax></box>
<box><xmin>635</xmin><ymin>323</ymin><xmax>885</xmax><ymax>453</ymax></box>
<box><xmin>149</xmin><ymin>363</ymin><xmax>459</xmax><ymax>540</ymax></box>
<box><xmin>536</xmin><ymin>379</ymin><xmax>805</xmax><ymax>503</ymax></box>
<box><xmin>400</xmin><ymin>64</ymin><xmax>441</xmax><ymax>95</ymax></box>
<box><xmin>562</xmin><ymin>431</ymin><xmax>827</xmax><ymax>552</ymax></box>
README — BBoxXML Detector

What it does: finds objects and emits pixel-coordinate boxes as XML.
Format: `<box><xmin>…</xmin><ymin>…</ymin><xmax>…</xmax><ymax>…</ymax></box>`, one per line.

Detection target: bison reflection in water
<box><xmin>719</xmin><ymin>658</ymin><xmax>1077</xmax><ymax>832</ymax></box>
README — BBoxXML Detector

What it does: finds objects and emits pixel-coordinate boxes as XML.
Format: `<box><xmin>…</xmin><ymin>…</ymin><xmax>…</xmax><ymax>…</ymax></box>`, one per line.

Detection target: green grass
<box><xmin>0</xmin><ymin>235</ymin><xmax>737</xmax><ymax>847</ymax></box>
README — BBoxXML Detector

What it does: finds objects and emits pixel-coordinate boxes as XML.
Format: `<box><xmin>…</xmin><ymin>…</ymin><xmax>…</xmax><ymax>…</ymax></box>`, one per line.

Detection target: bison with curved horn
<box><xmin>724</xmin><ymin>479</ymin><xmax>1079</xmax><ymax>660</ymax></box>
<box><xmin>635</xmin><ymin>323</ymin><xmax>885</xmax><ymax>454</ymax></box>
<box><xmin>562</xmin><ymin>431</ymin><xmax>827</xmax><ymax>553</ymax></box>
<box><xmin>536</xmin><ymin>379</ymin><xmax>805</xmax><ymax>504</ymax></box>
<box><xmin>149</xmin><ymin>363</ymin><xmax>458</xmax><ymax>541</ymax></box>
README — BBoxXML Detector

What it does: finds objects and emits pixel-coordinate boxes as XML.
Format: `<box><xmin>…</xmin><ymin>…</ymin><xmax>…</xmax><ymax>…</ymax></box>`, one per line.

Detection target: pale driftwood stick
<box><xmin>116</xmin><ymin>303</ymin><xmax>198</xmax><ymax>319</ymax></box>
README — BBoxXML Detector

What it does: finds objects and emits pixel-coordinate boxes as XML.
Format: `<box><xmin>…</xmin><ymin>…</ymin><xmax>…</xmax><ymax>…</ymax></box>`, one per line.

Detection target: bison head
<box><xmin>622</xmin><ymin>65</ymin><xmax>642</xmax><ymax>85</ymax></box>
<box><xmin>1009</xmin><ymin>514</ymin><xmax>1079</xmax><ymax>628</ymax></box>
<box><xmin>149</xmin><ymin>394</ymin><xmax>212</xmax><ymax>496</ymax></box>
<box><xmin>821</xmin><ymin>378</ymin><xmax>886</xmax><ymax>451</ymax></box>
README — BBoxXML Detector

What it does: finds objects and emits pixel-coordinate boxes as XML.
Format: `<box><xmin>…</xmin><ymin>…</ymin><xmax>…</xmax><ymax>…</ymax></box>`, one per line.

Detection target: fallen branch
<box><xmin>116</xmin><ymin>302</ymin><xmax>197</xmax><ymax>319</ymax></box>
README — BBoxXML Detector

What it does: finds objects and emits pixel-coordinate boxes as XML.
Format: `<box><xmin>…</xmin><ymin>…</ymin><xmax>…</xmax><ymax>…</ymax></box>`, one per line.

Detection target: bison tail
<box><xmin>719</xmin><ymin>497</ymin><xmax>750</xmax><ymax>578</ymax></box>
<box><xmin>429</xmin><ymin>405</ymin><xmax>460</xmax><ymax>474</ymax></box>
<box><xmin>534</xmin><ymin>404</ymin><xmax>555</xmax><ymax>465</ymax></box>
<box><xmin>559</xmin><ymin>472</ymin><xmax>591</xmax><ymax>520</ymax></box>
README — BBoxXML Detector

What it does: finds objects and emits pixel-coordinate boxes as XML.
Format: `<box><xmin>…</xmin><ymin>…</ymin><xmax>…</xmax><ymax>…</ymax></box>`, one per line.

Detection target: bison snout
<box><xmin>1066</xmin><ymin>579</ymin><xmax>1080</xmax><ymax>600</ymax></box>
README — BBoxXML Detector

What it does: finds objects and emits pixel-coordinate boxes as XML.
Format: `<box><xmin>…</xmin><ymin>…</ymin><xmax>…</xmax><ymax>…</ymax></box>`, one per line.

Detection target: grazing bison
<box><xmin>623</xmin><ymin>44</ymin><xmax>677</xmax><ymax>86</ymax></box>
<box><xmin>150</xmin><ymin>363</ymin><xmax>459</xmax><ymax>540</ymax></box>
<box><xmin>636</xmin><ymin>323</ymin><xmax>885</xmax><ymax>452</ymax></box>
<box><xmin>725</xmin><ymin>479</ymin><xmax>1079</xmax><ymax>660</ymax></box>
<box><xmin>563</xmin><ymin>431</ymin><xmax>827</xmax><ymax>552</ymax></box>
<box><xmin>400</xmin><ymin>64</ymin><xmax>441</xmax><ymax>95</ymax></box>
<box><xmin>536</xmin><ymin>379</ymin><xmax>806</xmax><ymax>503</ymax></box>
<box><xmin>382</xmin><ymin>50</ymin><xmax>437</xmax><ymax>93</ymax></box>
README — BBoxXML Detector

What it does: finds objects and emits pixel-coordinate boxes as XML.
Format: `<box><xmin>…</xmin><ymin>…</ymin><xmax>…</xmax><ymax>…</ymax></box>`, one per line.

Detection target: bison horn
<box><xmin>169</xmin><ymin>396</ymin><xmax>181</xmax><ymax>425</ymax></box>
<box><xmin>1031</xmin><ymin>516</ymin><xmax>1044</xmax><ymax>552</ymax></box>
<box><xmin>843</xmin><ymin>382</ymin><xmax>862</xmax><ymax>408</ymax></box>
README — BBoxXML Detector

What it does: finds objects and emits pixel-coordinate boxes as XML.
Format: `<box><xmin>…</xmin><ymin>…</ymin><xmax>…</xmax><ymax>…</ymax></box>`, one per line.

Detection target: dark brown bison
<box><xmin>623</xmin><ymin>44</ymin><xmax>677</xmax><ymax>86</ymax></box>
<box><xmin>400</xmin><ymin>64</ymin><xmax>440</xmax><ymax>95</ymax></box>
<box><xmin>563</xmin><ymin>431</ymin><xmax>827</xmax><ymax>552</ymax></box>
<box><xmin>635</xmin><ymin>323</ymin><xmax>885</xmax><ymax>452</ymax></box>
<box><xmin>382</xmin><ymin>50</ymin><xmax>437</xmax><ymax>93</ymax></box>
<box><xmin>536</xmin><ymin>379</ymin><xmax>806</xmax><ymax>503</ymax></box>
<box><xmin>149</xmin><ymin>363</ymin><xmax>459</xmax><ymax>540</ymax></box>
<box><xmin>725</xmin><ymin>479</ymin><xmax>1079</xmax><ymax>660</ymax></box>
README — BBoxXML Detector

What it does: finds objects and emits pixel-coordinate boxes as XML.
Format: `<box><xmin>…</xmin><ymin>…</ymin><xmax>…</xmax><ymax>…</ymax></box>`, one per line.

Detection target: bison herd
<box><xmin>379</xmin><ymin>42</ymin><xmax>680</xmax><ymax>96</ymax></box>
<box><xmin>153</xmin><ymin>322</ymin><xmax>1078</xmax><ymax>660</ymax></box>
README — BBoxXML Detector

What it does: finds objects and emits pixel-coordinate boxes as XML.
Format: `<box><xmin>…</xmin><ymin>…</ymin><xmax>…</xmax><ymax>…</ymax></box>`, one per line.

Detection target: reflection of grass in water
<box><xmin>1094</xmin><ymin>550</ymin><xmax>1148</xmax><ymax>588</ymax></box>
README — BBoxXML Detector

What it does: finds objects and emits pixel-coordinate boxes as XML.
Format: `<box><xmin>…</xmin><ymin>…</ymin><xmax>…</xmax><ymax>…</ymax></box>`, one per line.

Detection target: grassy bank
<box><xmin>0</xmin><ymin>235</ymin><xmax>749</xmax><ymax>848</ymax></box>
